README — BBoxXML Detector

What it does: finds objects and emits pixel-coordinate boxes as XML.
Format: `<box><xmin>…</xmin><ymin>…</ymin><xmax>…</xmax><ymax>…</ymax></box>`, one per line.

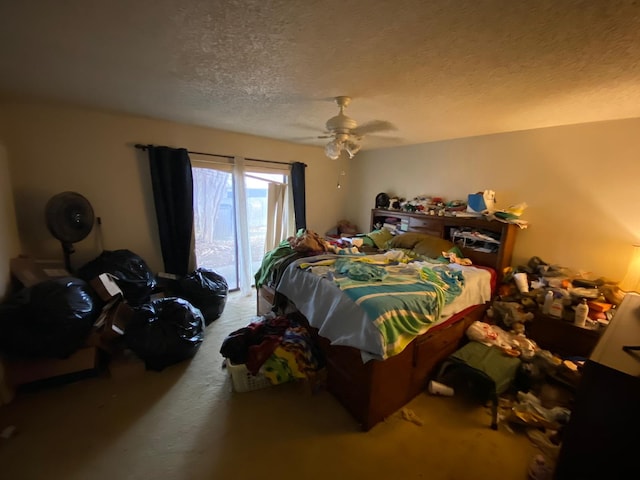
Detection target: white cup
<box><xmin>428</xmin><ymin>380</ymin><xmax>454</xmax><ymax>396</ymax></box>
<box><xmin>513</xmin><ymin>272</ymin><xmax>529</xmax><ymax>293</ymax></box>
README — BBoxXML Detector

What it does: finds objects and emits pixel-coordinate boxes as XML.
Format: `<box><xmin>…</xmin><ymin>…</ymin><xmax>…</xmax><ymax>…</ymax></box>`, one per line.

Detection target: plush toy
<box><xmin>488</xmin><ymin>301</ymin><xmax>534</xmax><ymax>327</ymax></box>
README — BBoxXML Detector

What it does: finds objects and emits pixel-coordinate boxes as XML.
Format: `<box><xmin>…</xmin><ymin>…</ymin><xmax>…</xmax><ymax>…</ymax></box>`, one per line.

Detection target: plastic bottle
<box><xmin>574</xmin><ymin>298</ymin><xmax>589</xmax><ymax>327</ymax></box>
<box><xmin>542</xmin><ymin>290</ymin><xmax>554</xmax><ymax>315</ymax></box>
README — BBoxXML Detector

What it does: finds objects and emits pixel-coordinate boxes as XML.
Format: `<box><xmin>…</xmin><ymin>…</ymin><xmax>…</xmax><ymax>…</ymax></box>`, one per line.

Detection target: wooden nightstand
<box><xmin>526</xmin><ymin>312</ymin><xmax>604</xmax><ymax>358</ymax></box>
<box><xmin>256</xmin><ymin>285</ymin><xmax>276</xmax><ymax>316</ymax></box>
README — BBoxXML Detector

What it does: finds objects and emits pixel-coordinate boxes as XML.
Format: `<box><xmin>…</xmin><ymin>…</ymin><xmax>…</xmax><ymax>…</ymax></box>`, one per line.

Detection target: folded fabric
<box><xmin>367</xmin><ymin>228</ymin><xmax>394</xmax><ymax>249</ymax></box>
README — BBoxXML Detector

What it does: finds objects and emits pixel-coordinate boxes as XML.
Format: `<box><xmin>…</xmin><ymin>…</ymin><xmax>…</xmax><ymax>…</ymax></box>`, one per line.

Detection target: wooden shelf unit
<box><xmin>370</xmin><ymin>208</ymin><xmax>519</xmax><ymax>279</ymax></box>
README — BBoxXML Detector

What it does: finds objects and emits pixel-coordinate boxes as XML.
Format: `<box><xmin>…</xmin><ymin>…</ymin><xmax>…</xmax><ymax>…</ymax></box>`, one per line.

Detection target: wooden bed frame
<box><xmin>257</xmin><ymin>212</ymin><xmax>518</xmax><ymax>430</ymax></box>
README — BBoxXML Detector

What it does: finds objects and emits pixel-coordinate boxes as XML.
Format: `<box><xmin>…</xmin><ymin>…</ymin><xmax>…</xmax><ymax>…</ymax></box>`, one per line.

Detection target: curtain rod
<box><xmin>134</xmin><ymin>144</ymin><xmax>306</xmax><ymax>167</ymax></box>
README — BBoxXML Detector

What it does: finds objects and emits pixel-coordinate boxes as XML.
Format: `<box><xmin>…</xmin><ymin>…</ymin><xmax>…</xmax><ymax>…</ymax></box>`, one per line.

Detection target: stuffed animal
<box><xmin>488</xmin><ymin>301</ymin><xmax>534</xmax><ymax>327</ymax></box>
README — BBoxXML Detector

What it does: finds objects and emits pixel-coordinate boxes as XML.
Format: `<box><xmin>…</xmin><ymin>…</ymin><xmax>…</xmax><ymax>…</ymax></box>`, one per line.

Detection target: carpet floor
<box><xmin>0</xmin><ymin>290</ymin><xmax>540</xmax><ymax>480</ymax></box>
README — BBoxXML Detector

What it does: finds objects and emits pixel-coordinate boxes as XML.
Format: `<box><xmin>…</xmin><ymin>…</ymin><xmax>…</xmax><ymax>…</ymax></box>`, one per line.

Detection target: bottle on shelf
<box><xmin>542</xmin><ymin>290</ymin><xmax>554</xmax><ymax>315</ymax></box>
<box><xmin>574</xmin><ymin>298</ymin><xmax>589</xmax><ymax>327</ymax></box>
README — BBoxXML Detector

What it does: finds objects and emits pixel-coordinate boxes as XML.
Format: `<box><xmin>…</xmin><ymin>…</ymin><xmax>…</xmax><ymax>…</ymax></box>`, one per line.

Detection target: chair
<box><xmin>436</xmin><ymin>341</ymin><xmax>521</xmax><ymax>429</ymax></box>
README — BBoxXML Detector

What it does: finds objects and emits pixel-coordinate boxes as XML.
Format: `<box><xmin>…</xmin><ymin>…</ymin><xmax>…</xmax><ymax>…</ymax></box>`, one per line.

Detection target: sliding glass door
<box><xmin>192</xmin><ymin>158</ymin><xmax>289</xmax><ymax>291</ymax></box>
<box><xmin>192</xmin><ymin>166</ymin><xmax>236</xmax><ymax>287</ymax></box>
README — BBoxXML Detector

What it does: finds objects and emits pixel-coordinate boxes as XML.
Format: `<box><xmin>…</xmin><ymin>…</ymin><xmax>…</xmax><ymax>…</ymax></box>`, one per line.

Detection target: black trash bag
<box><xmin>178</xmin><ymin>268</ymin><xmax>228</xmax><ymax>325</ymax></box>
<box><xmin>77</xmin><ymin>249</ymin><xmax>157</xmax><ymax>306</ymax></box>
<box><xmin>0</xmin><ymin>277</ymin><xmax>99</xmax><ymax>359</ymax></box>
<box><xmin>124</xmin><ymin>297</ymin><xmax>205</xmax><ymax>371</ymax></box>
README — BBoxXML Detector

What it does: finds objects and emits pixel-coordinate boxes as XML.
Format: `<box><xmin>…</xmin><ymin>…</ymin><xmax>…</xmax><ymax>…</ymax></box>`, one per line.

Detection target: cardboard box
<box><xmin>89</xmin><ymin>299</ymin><xmax>134</xmax><ymax>351</ymax></box>
<box><xmin>10</xmin><ymin>257</ymin><xmax>70</xmax><ymax>288</ymax></box>
<box><xmin>102</xmin><ymin>301</ymin><xmax>133</xmax><ymax>341</ymax></box>
<box><xmin>5</xmin><ymin>346</ymin><xmax>100</xmax><ymax>386</ymax></box>
<box><xmin>90</xmin><ymin>273</ymin><xmax>123</xmax><ymax>302</ymax></box>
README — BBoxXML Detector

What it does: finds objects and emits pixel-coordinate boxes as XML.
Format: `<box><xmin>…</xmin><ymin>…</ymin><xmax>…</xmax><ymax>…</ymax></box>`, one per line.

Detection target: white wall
<box><xmin>346</xmin><ymin>118</ymin><xmax>640</xmax><ymax>282</ymax></box>
<box><xmin>0</xmin><ymin>100</ymin><xmax>348</xmax><ymax>274</ymax></box>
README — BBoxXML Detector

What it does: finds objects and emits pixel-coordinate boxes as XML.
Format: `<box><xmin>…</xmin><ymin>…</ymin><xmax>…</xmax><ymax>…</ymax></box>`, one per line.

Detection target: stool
<box><xmin>436</xmin><ymin>341</ymin><xmax>521</xmax><ymax>429</ymax></box>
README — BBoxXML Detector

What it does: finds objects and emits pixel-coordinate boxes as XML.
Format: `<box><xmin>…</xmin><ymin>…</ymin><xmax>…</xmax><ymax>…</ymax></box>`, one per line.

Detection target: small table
<box><xmin>526</xmin><ymin>312</ymin><xmax>604</xmax><ymax>358</ymax></box>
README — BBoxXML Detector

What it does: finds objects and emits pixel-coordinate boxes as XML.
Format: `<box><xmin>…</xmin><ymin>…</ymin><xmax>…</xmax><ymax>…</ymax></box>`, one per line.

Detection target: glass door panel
<box><xmin>193</xmin><ymin>166</ymin><xmax>286</xmax><ymax>291</ymax></box>
<box><xmin>192</xmin><ymin>167</ymin><xmax>237</xmax><ymax>289</ymax></box>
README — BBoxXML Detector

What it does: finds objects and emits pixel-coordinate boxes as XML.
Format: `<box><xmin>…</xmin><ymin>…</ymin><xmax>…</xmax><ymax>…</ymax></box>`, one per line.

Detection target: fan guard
<box><xmin>45</xmin><ymin>191</ymin><xmax>95</xmax><ymax>272</ymax></box>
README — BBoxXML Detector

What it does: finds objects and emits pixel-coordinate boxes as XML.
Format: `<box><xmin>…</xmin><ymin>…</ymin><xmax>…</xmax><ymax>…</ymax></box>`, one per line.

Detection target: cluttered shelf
<box><xmin>370</xmin><ymin>208</ymin><xmax>519</xmax><ymax>279</ymax></box>
<box><xmin>483</xmin><ymin>254</ymin><xmax>622</xmax><ymax>397</ymax></box>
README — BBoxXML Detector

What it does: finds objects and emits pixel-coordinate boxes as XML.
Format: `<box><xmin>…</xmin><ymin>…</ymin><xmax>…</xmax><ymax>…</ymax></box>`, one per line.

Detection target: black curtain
<box><xmin>147</xmin><ymin>146</ymin><xmax>193</xmax><ymax>276</ymax></box>
<box><xmin>291</xmin><ymin>161</ymin><xmax>306</xmax><ymax>231</ymax></box>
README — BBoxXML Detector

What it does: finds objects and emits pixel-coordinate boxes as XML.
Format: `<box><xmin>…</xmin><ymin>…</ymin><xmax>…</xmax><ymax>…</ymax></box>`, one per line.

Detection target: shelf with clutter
<box><xmin>483</xmin><ymin>255</ymin><xmax>627</xmax><ymax>390</ymax></box>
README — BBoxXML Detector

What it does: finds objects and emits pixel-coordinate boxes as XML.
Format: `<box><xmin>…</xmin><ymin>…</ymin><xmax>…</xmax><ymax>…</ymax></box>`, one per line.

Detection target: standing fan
<box><xmin>45</xmin><ymin>191</ymin><xmax>95</xmax><ymax>272</ymax></box>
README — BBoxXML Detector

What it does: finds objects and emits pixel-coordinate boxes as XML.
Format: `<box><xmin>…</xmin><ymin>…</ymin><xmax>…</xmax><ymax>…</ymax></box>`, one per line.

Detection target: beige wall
<box><xmin>0</xmin><ymin>100</ymin><xmax>348</xmax><ymax>274</ymax></box>
<box><xmin>4</xmin><ymin>99</ymin><xmax>638</xmax><ymax>284</ymax></box>
<box><xmin>0</xmin><ymin>139</ymin><xmax>21</xmax><ymax>301</ymax></box>
<box><xmin>346</xmin><ymin>118</ymin><xmax>640</xmax><ymax>282</ymax></box>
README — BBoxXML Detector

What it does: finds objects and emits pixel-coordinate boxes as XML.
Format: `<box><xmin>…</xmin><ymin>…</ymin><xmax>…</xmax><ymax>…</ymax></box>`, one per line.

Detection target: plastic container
<box><xmin>574</xmin><ymin>298</ymin><xmax>589</xmax><ymax>327</ymax></box>
<box><xmin>549</xmin><ymin>299</ymin><xmax>564</xmax><ymax>318</ymax></box>
<box><xmin>226</xmin><ymin>359</ymin><xmax>272</xmax><ymax>392</ymax></box>
<box><xmin>542</xmin><ymin>290</ymin><xmax>554</xmax><ymax>315</ymax></box>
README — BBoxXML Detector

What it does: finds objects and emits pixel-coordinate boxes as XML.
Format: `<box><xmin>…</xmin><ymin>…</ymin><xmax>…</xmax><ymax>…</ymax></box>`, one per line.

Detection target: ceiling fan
<box><xmin>320</xmin><ymin>96</ymin><xmax>396</xmax><ymax>160</ymax></box>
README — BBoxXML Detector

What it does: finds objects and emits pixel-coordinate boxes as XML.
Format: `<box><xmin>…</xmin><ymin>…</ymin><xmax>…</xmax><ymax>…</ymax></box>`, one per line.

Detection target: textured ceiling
<box><xmin>2</xmin><ymin>0</ymin><xmax>640</xmax><ymax>150</ymax></box>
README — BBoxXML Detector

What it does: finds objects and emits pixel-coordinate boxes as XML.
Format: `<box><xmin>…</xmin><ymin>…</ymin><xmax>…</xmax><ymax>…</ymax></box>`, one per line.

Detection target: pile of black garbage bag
<box><xmin>0</xmin><ymin>249</ymin><xmax>229</xmax><ymax>372</ymax></box>
<box><xmin>0</xmin><ymin>276</ymin><xmax>99</xmax><ymax>359</ymax></box>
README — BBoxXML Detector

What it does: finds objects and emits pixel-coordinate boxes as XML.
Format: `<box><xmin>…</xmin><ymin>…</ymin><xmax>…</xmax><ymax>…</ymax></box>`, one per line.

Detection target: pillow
<box><xmin>413</xmin><ymin>236</ymin><xmax>456</xmax><ymax>258</ymax></box>
<box><xmin>360</xmin><ymin>236</ymin><xmax>375</xmax><ymax>247</ymax></box>
<box><xmin>387</xmin><ymin>232</ymin><xmax>424</xmax><ymax>250</ymax></box>
<box><xmin>389</xmin><ymin>232</ymin><xmax>453</xmax><ymax>253</ymax></box>
<box><xmin>367</xmin><ymin>228</ymin><xmax>394</xmax><ymax>250</ymax></box>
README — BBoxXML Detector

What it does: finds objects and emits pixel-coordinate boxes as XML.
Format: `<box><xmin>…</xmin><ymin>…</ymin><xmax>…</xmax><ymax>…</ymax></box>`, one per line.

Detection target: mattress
<box><xmin>276</xmin><ymin>253</ymin><xmax>493</xmax><ymax>362</ymax></box>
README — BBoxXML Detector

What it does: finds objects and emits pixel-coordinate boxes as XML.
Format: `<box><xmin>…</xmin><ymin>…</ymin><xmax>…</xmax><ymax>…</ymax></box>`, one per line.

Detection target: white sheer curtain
<box><xmin>233</xmin><ymin>157</ymin><xmax>252</xmax><ymax>296</ymax></box>
<box><xmin>286</xmin><ymin>177</ymin><xmax>295</xmax><ymax>237</ymax></box>
<box><xmin>265</xmin><ymin>182</ymin><xmax>286</xmax><ymax>253</ymax></box>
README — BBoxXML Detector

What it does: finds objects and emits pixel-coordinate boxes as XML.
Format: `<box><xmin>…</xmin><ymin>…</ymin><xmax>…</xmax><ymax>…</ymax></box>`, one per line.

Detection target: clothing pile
<box><xmin>220</xmin><ymin>313</ymin><xmax>322</xmax><ymax>385</ymax></box>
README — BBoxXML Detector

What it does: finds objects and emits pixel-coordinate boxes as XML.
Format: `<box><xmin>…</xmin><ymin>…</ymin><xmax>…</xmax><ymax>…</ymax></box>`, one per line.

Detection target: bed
<box><xmin>257</xmin><ymin>218</ymin><xmax>517</xmax><ymax>430</ymax></box>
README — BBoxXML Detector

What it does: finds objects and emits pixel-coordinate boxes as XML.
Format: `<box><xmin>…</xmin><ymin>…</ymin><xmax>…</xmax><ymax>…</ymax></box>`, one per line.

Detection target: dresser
<box><xmin>553</xmin><ymin>292</ymin><xmax>640</xmax><ymax>479</ymax></box>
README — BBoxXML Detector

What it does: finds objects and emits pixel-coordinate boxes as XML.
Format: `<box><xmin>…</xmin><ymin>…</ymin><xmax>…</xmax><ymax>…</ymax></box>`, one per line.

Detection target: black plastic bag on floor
<box><xmin>0</xmin><ymin>277</ymin><xmax>99</xmax><ymax>359</ymax></box>
<box><xmin>124</xmin><ymin>297</ymin><xmax>205</xmax><ymax>371</ymax></box>
<box><xmin>77</xmin><ymin>249</ymin><xmax>157</xmax><ymax>306</ymax></box>
<box><xmin>178</xmin><ymin>268</ymin><xmax>228</xmax><ymax>325</ymax></box>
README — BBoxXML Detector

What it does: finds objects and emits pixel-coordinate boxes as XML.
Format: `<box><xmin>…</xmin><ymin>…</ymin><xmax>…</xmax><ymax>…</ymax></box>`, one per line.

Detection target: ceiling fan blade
<box><xmin>289</xmin><ymin>136</ymin><xmax>325</xmax><ymax>142</ymax></box>
<box><xmin>351</xmin><ymin>120</ymin><xmax>397</xmax><ymax>136</ymax></box>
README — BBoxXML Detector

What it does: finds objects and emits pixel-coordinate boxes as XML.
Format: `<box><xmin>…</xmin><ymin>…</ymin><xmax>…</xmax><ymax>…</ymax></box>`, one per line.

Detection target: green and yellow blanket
<box><xmin>301</xmin><ymin>256</ymin><xmax>465</xmax><ymax>358</ymax></box>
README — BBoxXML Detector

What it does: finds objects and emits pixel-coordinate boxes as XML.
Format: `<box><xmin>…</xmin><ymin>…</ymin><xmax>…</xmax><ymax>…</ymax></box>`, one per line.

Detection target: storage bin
<box><xmin>226</xmin><ymin>359</ymin><xmax>272</xmax><ymax>392</ymax></box>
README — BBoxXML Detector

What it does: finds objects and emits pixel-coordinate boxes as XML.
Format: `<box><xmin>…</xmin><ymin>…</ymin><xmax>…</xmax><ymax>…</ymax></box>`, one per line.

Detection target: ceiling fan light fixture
<box><xmin>345</xmin><ymin>140</ymin><xmax>361</xmax><ymax>158</ymax></box>
<box><xmin>325</xmin><ymin>139</ymin><xmax>342</xmax><ymax>160</ymax></box>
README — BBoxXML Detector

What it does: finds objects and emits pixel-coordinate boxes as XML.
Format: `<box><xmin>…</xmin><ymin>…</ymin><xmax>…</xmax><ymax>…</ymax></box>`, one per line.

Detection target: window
<box><xmin>192</xmin><ymin>157</ymin><xmax>291</xmax><ymax>291</ymax></box>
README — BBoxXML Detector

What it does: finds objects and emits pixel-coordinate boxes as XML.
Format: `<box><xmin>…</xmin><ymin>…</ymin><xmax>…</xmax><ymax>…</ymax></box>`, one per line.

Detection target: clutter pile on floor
<box><xmin>219</xmin><ymin>312</ymin><xmax>324</xmax><ymax>392</ymax></box>
<box><xmin>0</xmin><ymin>250</ymin><xmax>229</xmax><ymax>402</ymax></box>
<box><xmin>427</xmin><ymin>254</ymin><xmax>626</xmax><ymax>479</ymax></box>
